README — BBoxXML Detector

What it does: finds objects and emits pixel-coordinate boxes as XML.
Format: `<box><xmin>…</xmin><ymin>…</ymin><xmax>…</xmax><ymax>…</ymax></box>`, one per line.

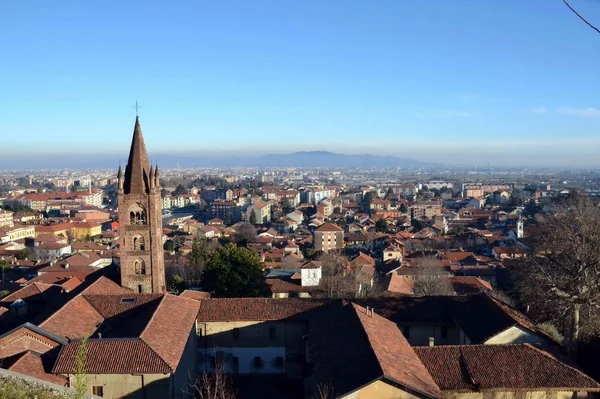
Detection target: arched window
<box><xmin>133</xmin><ymin>235</ymin><xmax>145</xmax><ymax>251</ymax></box>
<box><xmin>134</xmin><ymin>259</ymin><xmax>146</xmax><ymax>275</ymax></box>
<box><xmin>129</xmin><ymin>204</ymin><xmax>147</xmax><ymax>225</ymax></box>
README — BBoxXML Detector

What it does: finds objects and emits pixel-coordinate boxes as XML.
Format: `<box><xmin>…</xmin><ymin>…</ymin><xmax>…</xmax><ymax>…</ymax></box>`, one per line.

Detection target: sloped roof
<box><xmin>309</xmin><ymin>301</ymin><xmax>441</xmax><ymax>398</ymax></box>
<box><xmin>415</xmin><ymin>344</ymin><xmax>600</xmax><ymax>391</ymax></box>
<box><xmin>123</xmin><ymin>117</ymin><xmax>151</xmax><ymax>195</ymax></box>
<box><xmin>53</xmin><ymin>338</ymin><xmax>171</xmax><ymax>374</ymax></box>
<box><xmin>315</xmin><ymin>222</ymin><xmax>343</xmax><ymax>232</ymax></box>
<box><xmin>196</xmin><ymin>298</ymin><xmax>326</xmax><ymax>322</ymax></box>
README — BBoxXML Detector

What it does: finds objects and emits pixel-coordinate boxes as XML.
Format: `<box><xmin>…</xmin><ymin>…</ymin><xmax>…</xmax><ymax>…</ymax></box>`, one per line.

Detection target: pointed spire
<box><xmin>123</xmin><ymin>116</ymin><xmax>151</xmax><ymax>194</ymax></box>
<box><xmin>149</xmin><ymin>165</ymin><xmax>155</xmax><ymax>189</ymax></box>
<box><xmin>117</xmin><ymin>165</ymin><xmax>123</xmax><ymax>179</ymax></box>
<box><xmin>154</xmin><ymin>164</ymin><xmax>160</xmax><ymax>187</ymax></box>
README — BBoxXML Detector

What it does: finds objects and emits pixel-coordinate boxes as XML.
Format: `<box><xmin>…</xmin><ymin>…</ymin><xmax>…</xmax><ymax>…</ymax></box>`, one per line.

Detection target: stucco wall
<box><xmin>484</xmin><ymin>326</ymin><xmax>550</xmax><ymax>348</ymax></box>
<box><xmin>398</xmin><ymin>323</ymin><xmax>460</xmax><ymax>346</ymax></box>
<box><xmin>80</xmin><ymin>373</ymin><xmax>170</xmax><ymax>399</ymax></box>
<box><xmin>172</xmin><ymin>326</ymin><xmax>198</xmax><ymax>398</ymax></box>
<box><xmin>341</xmin><ymin>379</ymin><xmax>420</xmax><ymax>399</ymax></box>
<box><xmin>198</xmin><ymin>320</ymin><xmax>307</xmax><ymax>378</ymax></box>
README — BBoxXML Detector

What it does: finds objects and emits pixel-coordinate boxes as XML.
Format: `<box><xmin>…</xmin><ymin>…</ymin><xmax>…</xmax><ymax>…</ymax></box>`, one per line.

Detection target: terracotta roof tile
<box><xmin>309</xmin><ymin>301</ymin><xmax>441</xmax><ymax>398</ymax></box>
<box><xmin>140</xmin><ymin>295</ymin><xmax>200</xmax><ymax>371</ymax></box>
<box><xmin>180</xmin><ymin>290</ymin><xmax>211</xmax><ymax>300</ymax></box>
<box><xmin>415</xmin><ymin>344</ymin><xmax>600</xmax><ymax>391</ymax></box>
<box><xmin>4</xmin><ymin>350</ymin><xmax>67</xmax><ymax>385</ymax></box>
<box><xmin>196</xmin><ymin>298</ymin><xmax>326</xmax><ymax>322</ymax></box>
<box><xmin>53</xmin><ymin>338</ymin><xmax>171</xmax><ymax>374</ymax></box>
<box><xmin>315</xmin><ymin>222</ymin><xmax>343</xmax><ymax>232</ymax></box>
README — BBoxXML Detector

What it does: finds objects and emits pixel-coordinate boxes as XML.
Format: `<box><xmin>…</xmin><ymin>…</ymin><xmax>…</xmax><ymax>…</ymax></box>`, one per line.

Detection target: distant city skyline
<box><xmin>1</xmin><ymin>0</ymin><xmax>600</xmax><ymax>167</ymax></box>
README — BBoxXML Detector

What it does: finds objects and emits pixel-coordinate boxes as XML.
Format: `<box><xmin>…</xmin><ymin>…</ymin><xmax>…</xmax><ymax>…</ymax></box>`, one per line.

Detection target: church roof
<box><xmin>123</xmin><ymin>117</ymin><xmax>151</xmax><ymax>195</ymax></box>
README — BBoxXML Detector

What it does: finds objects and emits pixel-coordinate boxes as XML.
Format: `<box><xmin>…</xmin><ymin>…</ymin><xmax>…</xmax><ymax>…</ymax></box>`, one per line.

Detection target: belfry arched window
<box><xmin>129</xmin><ymin>203</ymin><xmax>147</xmax><ymax>225</ymax></box>
<box><xmin>133</xmin><ymin>235</ymin><xmax>145</xmax><ymax>251</ymax></box>
<box><xmin>134</xmin><ymin>259</ymin><xmax>146</xmax><ymax>275</ymax></box>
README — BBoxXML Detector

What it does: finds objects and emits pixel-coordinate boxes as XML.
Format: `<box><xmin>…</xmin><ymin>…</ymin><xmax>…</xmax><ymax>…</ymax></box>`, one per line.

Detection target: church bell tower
<box><xmin>117</xmin><ymin>117</ymin><xmax>166</xmax><ymax>294</ymax></box>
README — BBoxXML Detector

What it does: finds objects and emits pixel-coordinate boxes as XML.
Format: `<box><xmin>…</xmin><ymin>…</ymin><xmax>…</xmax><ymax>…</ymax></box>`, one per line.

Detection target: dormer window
<box><xmin>120</xmin><ymin>297</ymin><xmax>135</xmax><ymax>304</ymax></box>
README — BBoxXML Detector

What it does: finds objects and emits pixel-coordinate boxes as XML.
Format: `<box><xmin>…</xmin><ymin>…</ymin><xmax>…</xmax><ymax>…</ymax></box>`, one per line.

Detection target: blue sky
<box><xmin>1</xmin><ymin>0</ymin><xmax>599</xmax><ymax>167</ymax></box>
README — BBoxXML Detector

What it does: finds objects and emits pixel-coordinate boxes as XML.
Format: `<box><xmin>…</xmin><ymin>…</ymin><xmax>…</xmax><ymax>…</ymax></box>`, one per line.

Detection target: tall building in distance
<box><xmin>117</xmin><ymin>117</ymin><xmax>166</xmax><ymax>294</ymax></box>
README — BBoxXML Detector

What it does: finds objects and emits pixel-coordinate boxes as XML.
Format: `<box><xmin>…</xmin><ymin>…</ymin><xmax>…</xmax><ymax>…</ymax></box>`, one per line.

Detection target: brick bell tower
<box><xmin>117</xmin><ymin>117</ymin><xmax>166</xmax><ymax>294</ymax></box>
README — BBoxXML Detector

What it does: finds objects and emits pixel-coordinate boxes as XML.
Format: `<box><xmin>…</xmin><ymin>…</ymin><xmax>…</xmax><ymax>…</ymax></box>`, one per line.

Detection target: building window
<box><xmin>403</xmin><ymin>326</ymin><xmax>410</xmax><ymax>339</ymax></box>
<box><xmin>441</xmin><ymin>325</ymin><xmax>448</xmax><ymax>339</ymax></box>
<box><xmin>133</xmin><ymin>235</ymin><xmax>145</xmax><ymax>251</ymax></box>
<box><xmin>269</xmin><ymin>326</ymin><xmax>276</xmax><ymax>339</ymax></box>
<box><xmin>137</xmin><ymin>284</ymin><xmax>142</xmax><ymax>294</ymax></box>
<box><xmin>134</xmin><ymin>259</ymin><xmax>146</xmax><ymax>275</ymax></box>
<box><xmin>232</xmin><ymin>357</ymin><xmax>239</xmax><ymax>373</ymax></box>
<box><xmin>275</xmin><ymin>356</ymin><xmax>284</xmax><ymax>368</ymax></box>
<box><xmin>253</xmin><ymin>356</ymin><xmax>262</xmax><ymax>369</ymax></box>
<box><xmin>233</xmin><ymin>328</ymin><xmax>240</xmax><ymax>340</ymax></box>
<box><xmin>92</xmin><ymin>386</ymin><xmax>104</xmax><ymax>396</ymax></box>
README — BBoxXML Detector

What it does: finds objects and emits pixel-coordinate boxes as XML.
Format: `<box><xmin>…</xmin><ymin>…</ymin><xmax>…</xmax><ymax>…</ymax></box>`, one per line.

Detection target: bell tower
<box><xmin>117</xmin><ymin>117</ymin><xmax>165</xmax><ymax>294</ymax></box>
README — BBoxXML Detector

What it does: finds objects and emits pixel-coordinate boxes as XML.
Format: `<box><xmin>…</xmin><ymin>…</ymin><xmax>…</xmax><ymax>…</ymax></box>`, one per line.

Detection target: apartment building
<box><xmin>313</xmin><ymin>222</ymin><xmax>344</xmax><ymax>252</ymax></box>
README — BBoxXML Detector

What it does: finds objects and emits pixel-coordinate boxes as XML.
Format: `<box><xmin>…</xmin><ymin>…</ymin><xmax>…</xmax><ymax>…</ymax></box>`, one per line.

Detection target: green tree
<box><xmin>0</xmin><ymin>261</ymin><xmax>9</xmax><ymax>282</ymax></box>
<box><xmin>399</xmin><ymin>203</ymin><xmax>408</xmax><ymax>213</ymax></box>
<box><xmin>281</xmin><ymin>199</ymin><xmax>294</xmax><ymax>213</ymax></box>
<box><xmin>375</xmin><ymin>219</ymin><xmax>388</xmax><ymax>233</ymax></box>
<box><xmin>189</xmin><ymin>237</ymin><xmax>209</xmax><ymax>266</ymax></box>
<box><xmin>200</xmin><ymin>244</ymin><xmax>271</xmax><ymax>298</ymax></box>
<box><xmin>172</xmin><ymin>184</ymin><xmax>187</xmax><ymax>196</ymax></box>
<box><xmin>248</xmin><ymin>210</ymin><xmax>257</xmax><ymax>225</ymax></box>
<box><xmin>169</xmin><ymin>274</ymin><xmax>188</xmax><ymax>294</ymax></box>
<box><xmin>73</xmin><ymin>336</ymin><xmax>88</xmax><ymax>399</ymax></box>
<box><xmin>15</xmin><ymin>249</ymin><xmax>30</xmax><ymax>261</ymax></box>
<box><xmin>223</xmin><ymin>214</ymin><xmax>233</xmax><ymax>226</ymax></box>
<box><xmin>0</xmin><ymin>289</ymin><xmax>9</xmax><ymax>299</ymax></box>
<box><xmin>362</xmin><ymin>191</ymin><xmax>378</xmax><ymax>211</ymax></box>
<box><xmin>163</xmin><ymin>240</ymin><xmax>176</xmax><ymax>253</ymax></box>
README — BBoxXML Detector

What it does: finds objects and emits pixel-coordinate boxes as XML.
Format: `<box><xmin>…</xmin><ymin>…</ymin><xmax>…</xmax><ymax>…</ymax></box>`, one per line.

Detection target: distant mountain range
<box><xmin>152</xmin><ymin>151</ymin><xmax>436</xmax><ymax>169</ymax></box>
<box><xmin>0</xmin><ymin>151</ymin><xmax>436</xmax><ymax>170</ymax></box>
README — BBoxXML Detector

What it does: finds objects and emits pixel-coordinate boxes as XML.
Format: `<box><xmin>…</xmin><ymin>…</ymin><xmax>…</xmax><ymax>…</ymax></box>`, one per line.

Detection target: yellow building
<box><xmin>73</xmin><ymin>221</ymin><xmax>102</xmax><ymax>241</ymax></box>
<box><xmin>34</xmin><ymin>223</ymin><xmax>74</xmax><ymax>239</ymax></box>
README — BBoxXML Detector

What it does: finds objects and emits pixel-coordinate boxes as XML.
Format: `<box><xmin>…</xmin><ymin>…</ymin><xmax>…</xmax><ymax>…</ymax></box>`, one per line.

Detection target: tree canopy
<box><xmin>200</xmin><ymin>244</ymin><xmax>271</xmax><ymax>298</ymax></box>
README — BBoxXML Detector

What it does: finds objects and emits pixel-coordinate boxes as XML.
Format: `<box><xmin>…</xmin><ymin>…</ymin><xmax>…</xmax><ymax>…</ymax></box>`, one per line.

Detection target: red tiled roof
<box><xmin>140</xmin><ymin>295</ymin><xmax>200</xmax><ymax>371</ymax></box>
<box><xmin>5</xmin><ymin>350</ymin><xmax>67</xmax><ymax>385</ymax></box>
<box><xmin>315</xmin><ymin>222</ymin><xmax>343</xmax><ymax>232</ymax></box>
<box><xmin>354</xmin><ymin>303</ymin><xmax>441</xmax><ymax>397</ymax></box>
<box><xmin>414</xmin><ymin>344</ymin><xmax>600</xmax><ymax>391</ymax></box>
<box><xmin>180</xmin><ymin>290</ymin><xmax>211</xmax><ymax>300</ymax></box>
<box><xmin>350</xmin><ymin>252</ymin><xmax>375</xmax><ymax>267</ymax></box>
<box><xmin>53</xmin><ymin>338</ymin><xmax>171</xmax><ymax>374</ymax></box>
<box><xmin>196</xmin><ymin>298</ymin><xmax>326</xmax><ymax>322</ymax></box>
<box><xmin>384</xmin><ymin>273</ymin><xmax>414</xmax><ymax>295</ymax></box>
<box><xmin>309</xmin><ymin>301</ymin><xmax>441</xmax><ymax>398</ymax></box>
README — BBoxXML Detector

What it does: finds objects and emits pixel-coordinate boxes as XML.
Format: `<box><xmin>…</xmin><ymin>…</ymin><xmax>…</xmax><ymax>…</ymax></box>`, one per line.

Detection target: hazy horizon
<box><xmin>1</xmin><ymin>1</ymin><xmax>599</xmax><ymax>168</ymax></box>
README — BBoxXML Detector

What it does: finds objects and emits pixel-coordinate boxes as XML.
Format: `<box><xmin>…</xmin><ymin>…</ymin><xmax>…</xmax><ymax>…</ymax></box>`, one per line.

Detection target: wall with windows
<box><xmin>196</xmin><ymin>320</ymin><xmax>308</xmax><ymax>379</ymax></box>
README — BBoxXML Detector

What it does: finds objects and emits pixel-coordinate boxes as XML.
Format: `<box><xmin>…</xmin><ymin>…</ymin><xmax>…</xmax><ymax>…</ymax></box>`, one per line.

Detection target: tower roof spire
<box><xmin>123</xmin><ymin>116</ymin><xmax>151</xmax><ymax>194</ymax></box>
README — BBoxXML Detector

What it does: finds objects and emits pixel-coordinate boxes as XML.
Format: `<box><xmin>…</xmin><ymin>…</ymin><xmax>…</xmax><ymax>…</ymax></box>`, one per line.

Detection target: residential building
<box><xmin>410</xmin><ymin>201</ymin><xmax>443</xmax><ymax>220</ymax></box>
<box><xmin>247</xmin><ymin>201</ymin><xmax>271</xmax><ymax>225</ymax></box>
<box><xmin>211</xmin><ymin>200</ymin><xmax>242</xmax><ymax>224</ymax></box>
<box><xmin>73</xmin><ymin>221</ymin><xmax>102</xmax><ymax>241</ymax></box>
<box><xmin>313</xmin><ymin>222</ymin><xmax>344</xmax><ymax>252</ymax></box>
<box><xmin>0</xmin><ymin>210</ymin><xmax>14</xmax><ymax>228</ymax></box>
<box><xmin>117</xmin><ymin>117</ymin><xmax>166</xmax><ymax>294</ymax></box>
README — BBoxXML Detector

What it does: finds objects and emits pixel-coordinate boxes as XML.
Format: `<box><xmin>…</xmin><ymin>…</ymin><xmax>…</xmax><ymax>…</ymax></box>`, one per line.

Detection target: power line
<box><xmin>562</xmin><ymin>0</ymin><xmax>600</xmax><ymax>35</ymax></box>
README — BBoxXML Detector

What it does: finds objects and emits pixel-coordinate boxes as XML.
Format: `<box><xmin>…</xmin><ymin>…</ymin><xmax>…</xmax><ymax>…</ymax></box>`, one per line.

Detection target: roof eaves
<box><xmin>0</xmin><ymin>322</ymin><xmax>68</xmax><ymax>346</ymax></box>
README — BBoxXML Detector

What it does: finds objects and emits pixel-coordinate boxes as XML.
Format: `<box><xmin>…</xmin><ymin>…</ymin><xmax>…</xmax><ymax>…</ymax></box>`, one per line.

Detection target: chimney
<box><xmin>429</xmin><ymin>337</ymin><xmax>435</xmax><ymax>347</ymax></box>
<box><xmin>371</xmin><ymin>308</ymin><xmax>375</xmax><ymax>317</ymax></box>
<box><xmin>366</xmin><ymin>306</ymin><xmax>370</xmax><ymax>316</ymax></box>
<box><xmin>98</xmin><ymin>333</ymin><xmax>102</xmax><ymax>339</ymax></box>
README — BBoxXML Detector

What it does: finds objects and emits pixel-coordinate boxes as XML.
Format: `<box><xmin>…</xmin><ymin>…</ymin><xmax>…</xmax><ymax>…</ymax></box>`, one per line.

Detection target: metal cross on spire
<box><xmin>134</xmin><ymin>101</ymin><xmax>142</xmax><ymax>117</ymax></box>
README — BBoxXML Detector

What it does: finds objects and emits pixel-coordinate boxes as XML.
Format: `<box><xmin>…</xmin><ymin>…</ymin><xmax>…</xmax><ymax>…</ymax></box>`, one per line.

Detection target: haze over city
<box><xmin>1</xmin><ymin>0</ymin><xmax>600</xmax><ymax>168</ymax></box>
